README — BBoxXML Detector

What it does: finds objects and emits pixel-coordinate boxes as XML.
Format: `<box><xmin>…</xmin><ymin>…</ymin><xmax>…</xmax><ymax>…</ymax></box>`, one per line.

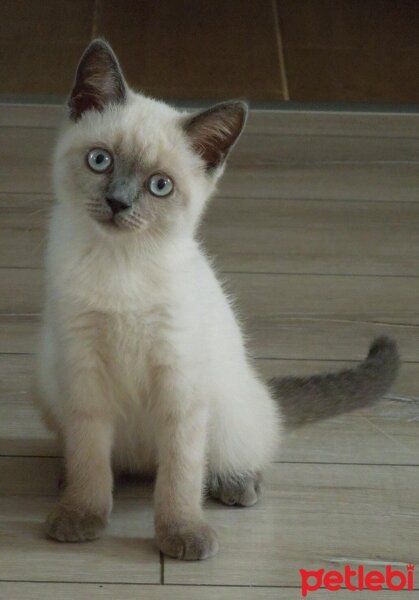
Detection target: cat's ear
<box><xmin>183</xmin><ymin>101</ymin><xmax>248</xmax><ymax>171</ymax></box>
<box><xmin>68</xmin><ymin>39</ymin><xmax>127</xmax><ymax>122</ymax></box>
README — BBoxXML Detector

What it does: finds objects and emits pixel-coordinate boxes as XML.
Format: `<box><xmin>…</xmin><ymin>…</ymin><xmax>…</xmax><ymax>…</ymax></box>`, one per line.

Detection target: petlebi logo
<box><xmin>300</xmin><ymin>563</ymin><xmax>415</xmax><ymax>597</ymax></box>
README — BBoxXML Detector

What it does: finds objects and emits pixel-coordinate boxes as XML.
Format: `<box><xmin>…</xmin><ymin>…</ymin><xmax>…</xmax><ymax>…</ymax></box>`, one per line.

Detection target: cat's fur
<box><xmin>35</xmin><ymin>40</ymin><xmax>399</xmax><ymax>560</ymax></box>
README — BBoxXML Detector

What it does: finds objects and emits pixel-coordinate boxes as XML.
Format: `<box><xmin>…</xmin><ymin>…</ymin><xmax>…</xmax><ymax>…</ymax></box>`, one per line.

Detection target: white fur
<box><xmin>35</xmin><ymin>88</ymin><xmax>281</xmax><ymax>555</ymax></box>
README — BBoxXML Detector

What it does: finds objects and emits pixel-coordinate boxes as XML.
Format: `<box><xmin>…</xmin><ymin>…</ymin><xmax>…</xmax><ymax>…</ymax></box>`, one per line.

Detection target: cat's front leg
<box><xmin>45</xmin><ymin>366</ymin><xmax>114</xmax><ymax>542</ymax></box>
<box><xmin>46</xmin><ymin>415</ymin><xmax>113</xmax><ymax>542</ymax></box>
<box><xmin>153</xmin><ymin>374</ymin><xmax>218</xmax><ymax>560</ymax></box>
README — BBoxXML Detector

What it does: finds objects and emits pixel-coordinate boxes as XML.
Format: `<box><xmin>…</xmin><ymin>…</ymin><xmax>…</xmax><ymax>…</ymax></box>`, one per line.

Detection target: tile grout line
<box><xmin>0</xmin><ymin>580</ymin><xmax>417</xmax><ymax>590</ymax></box>
<box><xmin>2</xmin><ymin>351</ymin><xmax>419</xmax><ymax>365</ymax></box>
<box><xmin>1</xmin><ymin>455</ymin><xmax>418</xmax><ymax>467</ymax></box>
<box><xmin>6</xmin><ymin>265</ymin><xmax>419</xmax><ymax>279</ymax></box>
<box><xmin>2</xmin><ymin>192</ymin><xmax>419</xmax><ymax>206</ymax></box>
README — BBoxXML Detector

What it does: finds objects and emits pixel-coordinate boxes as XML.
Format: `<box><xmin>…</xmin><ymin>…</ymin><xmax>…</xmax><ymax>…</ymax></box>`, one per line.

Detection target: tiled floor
<box><xmin>0</xmin><ymin>105</ymin><xmax>418</xmax><ymax>599</ymax></box>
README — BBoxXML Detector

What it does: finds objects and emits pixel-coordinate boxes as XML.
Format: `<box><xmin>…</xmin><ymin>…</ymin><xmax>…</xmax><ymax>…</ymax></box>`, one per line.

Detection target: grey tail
<box><xmin>269</xmin><ymin>337</ymin><xmax>400</xmax><ymax>430</ymax></box>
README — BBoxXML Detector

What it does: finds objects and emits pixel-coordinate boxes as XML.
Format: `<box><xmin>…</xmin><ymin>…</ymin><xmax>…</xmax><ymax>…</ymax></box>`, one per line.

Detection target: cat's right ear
<box><xmin>68</xmin><ymin>39</ymin><xmax>127</xmax><ymax>122</ymax></box>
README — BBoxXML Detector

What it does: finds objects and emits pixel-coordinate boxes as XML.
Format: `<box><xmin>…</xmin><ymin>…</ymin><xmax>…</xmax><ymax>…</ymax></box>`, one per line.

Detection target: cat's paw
<box><xmin>45</xmin><ymin>504</ymin><xmax>108</xmax><ymax>542</ymax></box>
<box><xmin>211</xmin><ymin>471</ymin><xmax>262</xmax><ymax>507</ymax></box>
<box><xmin>155</xmin><ymin>520</ymin><xmax>219</xmax><ymax>560</ymax></box>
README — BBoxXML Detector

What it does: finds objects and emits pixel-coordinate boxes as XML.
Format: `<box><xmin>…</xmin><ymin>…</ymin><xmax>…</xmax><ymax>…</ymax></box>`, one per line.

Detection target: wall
<box><xmin>1</xmin><ymin>0</ymin><xmax>418</xmax><ymax>103</ymax></box>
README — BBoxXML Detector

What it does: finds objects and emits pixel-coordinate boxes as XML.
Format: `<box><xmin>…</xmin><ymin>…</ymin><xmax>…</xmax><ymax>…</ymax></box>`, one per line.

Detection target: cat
<box><xmin>35</xmin><ymin>39</ymin><xmax>399</xmax><ymax>560</ymax></box>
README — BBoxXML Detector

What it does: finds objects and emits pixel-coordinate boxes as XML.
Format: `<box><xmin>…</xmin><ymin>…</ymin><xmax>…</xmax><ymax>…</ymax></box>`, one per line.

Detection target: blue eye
<box><xmin>148</xmin><ymin>173</ymin><xmax>174</xmax><ymax>197</ymax></box>
<box><xmin>87</xmin><ymin>148</ymin><xmax>113</xmax><ymax>173</ymax></box>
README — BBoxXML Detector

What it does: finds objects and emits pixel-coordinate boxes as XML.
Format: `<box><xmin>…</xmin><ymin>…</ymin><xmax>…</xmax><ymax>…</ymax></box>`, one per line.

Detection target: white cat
<box><xmin>35</xmin><ymin>40</ymin><xmax>399</xmax><ymax>560</ymax></box>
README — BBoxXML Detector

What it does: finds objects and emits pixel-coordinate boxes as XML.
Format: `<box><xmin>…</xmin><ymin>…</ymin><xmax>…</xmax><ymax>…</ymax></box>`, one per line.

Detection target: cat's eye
<box><xmin>147</xmin><ymin>173</ymin><xmax>174</xmax><ymax>197</ymax></box>
<box><xmin>87</xmin><ymin>148</ymin><xmax>113</xmax><ymax>173</ymax></box>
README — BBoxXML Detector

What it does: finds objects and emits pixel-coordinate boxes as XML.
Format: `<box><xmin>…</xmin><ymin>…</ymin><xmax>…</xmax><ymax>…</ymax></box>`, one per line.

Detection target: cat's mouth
<box><xmin>88</xmin><ymin>210</ymin><xmax>120</xmax><ymax>229</ymax></box>
<box><xmin>101</xmin><ymin>216</ymin><xmax>119</xmax><ymax>228</ymax></box>
<box><xmin>99</xmin><ymin>216</ymin><xmax>132</xmax><ymax>232</ymax></box>
<box><xmin>90</xmin><ymin>210</ymin><xmax>148</xmax><ymax>233</ymax></box>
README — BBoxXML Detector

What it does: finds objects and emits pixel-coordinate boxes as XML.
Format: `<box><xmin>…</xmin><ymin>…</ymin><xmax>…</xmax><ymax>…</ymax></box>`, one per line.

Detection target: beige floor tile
<box><xmin>219</xmin><ymin>163</ymin><xmax>419</xmax><ymax>202</ymax></box>
<box><xmin>0</xmin><ymin>128</ymin><xmax>55</xmax><ymax>194</ymax></box>
<box><xmin>248</xmin><ymin>319</ymin><xmax>419</xmax><ymax>362</ymax></box>
<box><xmin>244</xmin><ymin>109</ymin><xmax>419</xmax><ymax>138</ymax></box>
<box><xmin>0</xmin><ymin>315</ymin><xmax>38</xmax><ymax>354</ymax></box>
<box><xmin>0</xmin><ymin>583</ymin><xmax>411</xmax><ymax>600</ymax></box>
<box><xmin>0</xmin><ymin>457</ymin><xmax>61</xmax><ymax>495</ymax></box>
<box><xmin>0</xmin><ymin>353</ymin><xmax>56</xmax><ymax>457</ymax></box>
<box><xmin>0</xmin><ymin>268</ymin><xmax>42</xmax><ymax>313</ymax></box>
<box><xmin>0</xmin><ymin>456</ymin><xmax>156</xmax><ymax>497</ymax></box>
<box><xmin>203</xmin><ymin>197</ymin><xmax>419</xmax><ymax>276</ymax></box>
<box><xmin>233</xmin><ymin>132</ymin><xmax>419</xmax><ymax>167</ymax></box>
<box><xmin>1</xmin><ymin>466</ymin><xmax>417</xmax><ymax>587</ymax></box>
<box><xmin>0</xmin><ymin>496</ymin><xmax>159</xmax><ymax>583</ymax></box>
<box><xmin>0</xmin><ymin>194</ymin><xmax>49</xmax><ymax>269</ymax></box>
<box><xmin>164</xmin><ymin>463</ymin><xmax>419</xmax><ymax>586</ymax></box>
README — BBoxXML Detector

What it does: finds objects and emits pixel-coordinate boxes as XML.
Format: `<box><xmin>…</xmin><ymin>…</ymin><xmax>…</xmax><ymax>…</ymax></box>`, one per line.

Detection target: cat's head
<box><xmin>54</xmin><ymin>39</ymin><xmax>247</xmax><ymax>239</ymax></box>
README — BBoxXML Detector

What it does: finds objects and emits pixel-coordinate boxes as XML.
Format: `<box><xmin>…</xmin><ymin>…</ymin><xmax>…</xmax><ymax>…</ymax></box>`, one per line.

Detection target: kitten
<box><xmin>35</xmin><ymin>39</ymin><xmax>399</xmax><ymax>560</ymax></box>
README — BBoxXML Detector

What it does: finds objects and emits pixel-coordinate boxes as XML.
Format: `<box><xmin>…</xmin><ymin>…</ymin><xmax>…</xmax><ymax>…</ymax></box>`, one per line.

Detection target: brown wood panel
<box><xmin>95</xmin><ymin>0</ymin><xmax>285</xmax><ymax>101</ymax></box>
<box><xmin>277</xmin><ymin>0</ymin><xmax>419</xmax><ymax>103</ymax></box>
<box><xmin>0</xmin><ymin>0</ymin><xmax>94</xmax><ymax>96</ymax></box>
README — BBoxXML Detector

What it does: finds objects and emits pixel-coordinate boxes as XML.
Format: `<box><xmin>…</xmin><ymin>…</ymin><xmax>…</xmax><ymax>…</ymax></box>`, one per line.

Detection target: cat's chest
<box><xmin>105</xmin><ymin>306</ymin><xmax>168</xmax><ymax>357</ymax></box>
<box><xmin>92</xmin><ymin>306</ymin><xmax>170</xmax><ymax>405</ymax></box>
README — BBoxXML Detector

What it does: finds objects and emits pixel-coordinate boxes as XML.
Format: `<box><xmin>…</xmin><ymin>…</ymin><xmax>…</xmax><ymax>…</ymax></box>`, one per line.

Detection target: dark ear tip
<box><xmin>83</xmin><ymin>38</ymin><xmax>116</xmax><ymax>58</ymax></box>
<box><xmin>223</xmin><ymin>99</ymin><xmax>249</xmax><ymax>112</ymax></box>
<box><xmin>68</xmin><ymin>37</ymin><xmax>125</xmax><ymax>122</ymax></box>
<box><xmin>90</xmin><ymin>37</ymin><xmax>111</xmax><ymax>47</ymax></box>
<box><xmin>224</xmin><ymin>100</ymin><xmax>249</xmax><ymax>124</ymax></box>
<box><xmin>233</xmin><ymin>100</ymin><xmax>249</xmax><ymax>111</ymax></box>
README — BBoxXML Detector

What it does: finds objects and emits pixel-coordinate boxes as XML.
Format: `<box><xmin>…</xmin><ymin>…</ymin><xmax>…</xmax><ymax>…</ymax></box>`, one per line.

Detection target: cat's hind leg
<box><xmin>208</xmin><ymin>471</ymin><xmax>262</xmax><ymax>507</ymax></box>
<box><xmin>207</xmin><ymin>372</ymin><xmax>280</xmax><ymax>508</ymax></box>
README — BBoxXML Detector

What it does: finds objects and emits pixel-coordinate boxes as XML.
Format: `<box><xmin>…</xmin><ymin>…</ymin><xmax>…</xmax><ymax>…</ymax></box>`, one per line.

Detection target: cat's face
<box><xmin>54</xmin><ymin>40</ymin><xmax>247</xmax><ymax>240</ymax></box>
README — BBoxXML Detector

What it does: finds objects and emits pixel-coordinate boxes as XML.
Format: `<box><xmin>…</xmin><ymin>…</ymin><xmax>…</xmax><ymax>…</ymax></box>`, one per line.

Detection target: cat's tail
<box><xmin>269</xmin><ymin>337</ymin><xmax>399</xmax><ymax>430</ymax></box>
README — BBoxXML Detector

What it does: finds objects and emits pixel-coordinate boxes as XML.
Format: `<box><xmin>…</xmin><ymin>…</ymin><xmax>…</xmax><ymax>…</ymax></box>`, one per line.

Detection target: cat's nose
<box><xmin>106</xmin><ymin>177</ymin><xmax>137</xmax><ymax>214</ymax></box>
<box><xmin>106</xmin><ymin>197</ymin><xmax>132</xmax><ymax>214</ymax></box>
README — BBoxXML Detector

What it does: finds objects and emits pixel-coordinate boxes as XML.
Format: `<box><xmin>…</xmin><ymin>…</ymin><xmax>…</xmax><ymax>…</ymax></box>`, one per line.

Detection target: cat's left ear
<box><xmin>68</xmin><ymin>39</ymin><xmax>127</xmax><ymax>121</ymax></box>
<box><xmin>183</xmin><ymin>101</ymin><xmax>248</xmax><ymax>171</ymax></box>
